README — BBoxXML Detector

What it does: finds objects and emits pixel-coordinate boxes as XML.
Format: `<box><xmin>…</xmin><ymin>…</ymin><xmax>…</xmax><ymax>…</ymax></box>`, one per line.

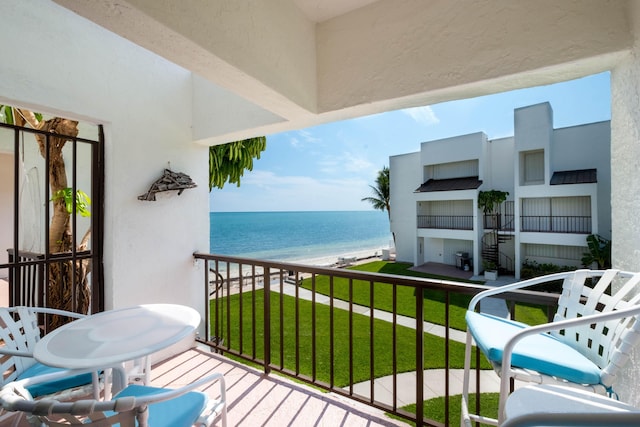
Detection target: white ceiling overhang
<box><xmin>53</xmin><ymin>0</ymin><xmax>633</xmax><ymax>144</ymax></box>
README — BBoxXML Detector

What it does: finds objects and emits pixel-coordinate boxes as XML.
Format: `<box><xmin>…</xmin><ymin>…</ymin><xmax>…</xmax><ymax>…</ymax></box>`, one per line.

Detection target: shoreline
<box><xmin>209</xmin><ymin>247</ymin><xmax>395</xmax><ymax>295</ymax></box>
<box><xmin>283</xmin><ymin>247</ymin><xmax>393</xmax><ymax>268</ymax></box>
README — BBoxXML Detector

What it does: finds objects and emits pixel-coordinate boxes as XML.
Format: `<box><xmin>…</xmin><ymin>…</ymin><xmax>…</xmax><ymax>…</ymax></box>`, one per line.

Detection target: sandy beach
<box><xmin>285</xmin><ymin>247</ymin><xmax>392</xmax><ymax>268</ymax></box>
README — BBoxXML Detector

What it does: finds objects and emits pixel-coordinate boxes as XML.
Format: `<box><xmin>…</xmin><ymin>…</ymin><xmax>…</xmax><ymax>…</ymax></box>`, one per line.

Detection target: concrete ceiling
<box><xmin>53</xmin><ymin>0</ymin><xmax>634</xmax><ymax>144</ymax></box>
<box><xmin>292</xmin><ymin>0</ymin><xmax>379</xmax><ymax>22</ymax></box>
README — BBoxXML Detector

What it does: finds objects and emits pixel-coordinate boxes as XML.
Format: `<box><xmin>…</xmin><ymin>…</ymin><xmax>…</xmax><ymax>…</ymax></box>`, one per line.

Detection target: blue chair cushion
<box><xmin>19</xmin><ymin>362</ymin><xmax>94</xmax><ymax>398</ymax></box>
<box><xmin>466</xmin><ymin>311</ymin><xmax>602</xmax><ymax>385</ymax></box>
<box><xmin>114</xmin><ymin>384</ymin><xmax>206</xmax><ymax>427</ymax></box>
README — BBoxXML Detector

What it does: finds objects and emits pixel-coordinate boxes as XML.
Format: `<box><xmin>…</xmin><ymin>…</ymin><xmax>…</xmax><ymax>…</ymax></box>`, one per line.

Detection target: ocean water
<box><xmin>210</xmin><ymin>211</ymin><xmax>393</xmax><ymax>266</ymax></box>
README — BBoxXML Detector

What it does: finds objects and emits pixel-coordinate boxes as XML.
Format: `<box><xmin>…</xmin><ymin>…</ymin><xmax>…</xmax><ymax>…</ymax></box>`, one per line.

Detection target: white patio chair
<box><xmin>461</xmin><ymin>269</ymin><xmax>640</xmax><ymax>426</ymax></box>
<box><xmin>502</xmin><ymin>384</ymin><xmax>640</xmax><ymax>427</ymax></box>
<box><xmin>0</xmin><ymin>306</ymin><xmax>102</xmax><ymax>426</ymax></box>
<box><xmin>0</xmin><ymin>307</ymin><xmax>101</xmax><ymax>398</ymax></box>
<box><xmin>0</xmin><ymin>368</ymin><xmax>227</xmax><ymax>427</ymax></box>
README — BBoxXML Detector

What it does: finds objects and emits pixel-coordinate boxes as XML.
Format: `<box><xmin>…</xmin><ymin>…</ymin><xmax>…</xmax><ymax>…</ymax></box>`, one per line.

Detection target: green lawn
<box><xmin>394</xmin><ymin>393</ymin><xmax>499</xmax><ymax>427</ymax></box>
<box><xmin>299</xmin><ymin>261</ymin><xmax>476</xmax><ymax>331</ymax></box>
<box><xmin>210</xmin><ymin>260</ymin><xmax>549</xmax><ymax>425</ymax></box>
<box><xmin>211</xmin><ymin>289</ymin><xmax>490</xmax><ymax>387</ymax></box>
<box><xmin>300</xmin><ymin>261</ymin><xmax>550</xmax><ymax>330</ymax></box>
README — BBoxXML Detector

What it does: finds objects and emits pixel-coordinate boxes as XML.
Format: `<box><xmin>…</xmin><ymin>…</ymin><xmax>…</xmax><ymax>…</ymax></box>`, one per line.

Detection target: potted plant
<box><xmin>483</xmin><ymin>260</ymin><xmax>499</xmax><ymax>280</ymax></box>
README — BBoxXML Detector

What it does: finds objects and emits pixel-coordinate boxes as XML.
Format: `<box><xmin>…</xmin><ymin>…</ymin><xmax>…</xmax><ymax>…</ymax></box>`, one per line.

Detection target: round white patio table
<box><xmin>33</xmin><ymin>304</ymin><xmax>200</xmax><ymax>397</ymax></box>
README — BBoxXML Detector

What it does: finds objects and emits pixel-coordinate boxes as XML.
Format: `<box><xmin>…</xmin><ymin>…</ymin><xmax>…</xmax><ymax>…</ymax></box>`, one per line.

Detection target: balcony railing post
<box><xmin>203</xmin><ymin>261</ymin><xmax>210</xmax><ymax>343</ymax></box>
<box><xmin>263</xmin><ymin>267</ymin><xmax>271</xmax><ymax>374</ymax></box>
<box><xmin>415</xmin><ymin>285</ymin><xmax>424</xmax><ymax>426</ymax></box>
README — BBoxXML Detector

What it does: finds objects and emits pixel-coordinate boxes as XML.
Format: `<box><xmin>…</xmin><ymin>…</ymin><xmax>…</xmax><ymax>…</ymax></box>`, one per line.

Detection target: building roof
<box><xmin>415</xmin><ymin>176</ymin><xmax>483</xmax><ymax>192</ymax></box>
<box><xmin>550</xmin><ymin>169</ymin><xmax>597</xmax><ymax>185</ymax></box>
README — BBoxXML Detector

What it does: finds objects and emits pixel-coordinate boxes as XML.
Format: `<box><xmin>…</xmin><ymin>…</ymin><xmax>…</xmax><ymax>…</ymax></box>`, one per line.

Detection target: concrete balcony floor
<box><xmin>153</xmin><ymin>346</ymin><xmax>408</xmax><ymax>426</ymax></box>
<box><xmin>8</xmin><ymin>346</ymin><xmax>409</xmax><ymax>427</ymax></box>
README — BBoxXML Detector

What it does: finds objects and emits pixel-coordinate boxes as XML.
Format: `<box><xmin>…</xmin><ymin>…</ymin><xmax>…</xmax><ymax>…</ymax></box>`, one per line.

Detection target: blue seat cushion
<box><xmin>19</xmin><ymin>362</ymin><xmax>94</xmax><ymax>398</ymax></box>
<box><xmin>114</xmin><ymin>384</ymin><xmax>206</xmax><ymax>427</ymax></box>
<box><xmin>466</xmin><ymin>311</ymin><xmax>602</xmax><ymax>385</ymax></box>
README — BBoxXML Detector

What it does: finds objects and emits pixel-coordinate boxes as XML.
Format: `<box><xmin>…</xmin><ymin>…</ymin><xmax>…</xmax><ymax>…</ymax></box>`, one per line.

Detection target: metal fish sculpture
<box><xmin>138</xmin><ymin>169</ymin><xmax>197</xmax><ymax>201</ymax></box>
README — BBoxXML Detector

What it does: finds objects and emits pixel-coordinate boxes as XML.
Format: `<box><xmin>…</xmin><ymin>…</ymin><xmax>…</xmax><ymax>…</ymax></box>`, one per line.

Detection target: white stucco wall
<box><xmin>610</xmin><ymin>2</ymin><xmax>640</xmax><ymax>406</ymax></box>
<box><xmin>421</xmin><ymin>132</ymin><xmax>485</xmax><ymax>168</ymax></box>
<box><xmin>484</xmin><ymin>137</ymin><xmax>514</xmax><ymax>193</ymax></box>
<box><xmin>389</xmin><ymin>152</ymin><xmax>420</xmax><ymax>263</ymax></box>
<box><xmin>553</xmin><ymin>122</ymin><xmax>612</xmax><ymax>239</ymax></box>
<box><xmin>0</xmin><ymin>1</ymin><xmax>210</xmax><ymax>329</ymax></box>
<box><xmin>191</xmin><ymin>74</ymin><xmax>285</xmax><ymax>144</ymax></box>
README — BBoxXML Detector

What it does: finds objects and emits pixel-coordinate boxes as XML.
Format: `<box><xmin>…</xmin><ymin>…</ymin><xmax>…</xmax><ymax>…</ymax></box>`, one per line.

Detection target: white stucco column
<box><xmin>611</xmin><ymin>9</ymin><xmax>640</xmax><ymax>403</ymax></box>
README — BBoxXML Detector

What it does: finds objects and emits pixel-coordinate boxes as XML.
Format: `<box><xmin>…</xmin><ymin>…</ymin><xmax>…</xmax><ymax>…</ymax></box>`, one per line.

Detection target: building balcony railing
<box><xmin>483</xmin><ymin>214</ymin><xmax>515</xmax><ymax>231</ymax></box>
<box><xmin>417</xmin><ymin>213</ymin><xmax>591</xmax><ymax>234</ymax></box>
<box><xmin>417</xmin><ymin>214</ymin><xmax>473</xmax><ymax>230</ymax></box>
<box><xmin>520</xmin><ymin>215</ymin><xmax>592</xmax><ymax>234</ymax></box>
<box><xmin>193</xmin><ymin>253</ymin><xmax>562</xmax><ymax>426</ymax></box>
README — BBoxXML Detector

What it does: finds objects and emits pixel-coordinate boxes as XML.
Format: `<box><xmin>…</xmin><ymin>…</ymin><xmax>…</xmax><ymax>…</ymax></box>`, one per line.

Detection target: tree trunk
<box><xmin>29</xmin><ymin>116</ymin><xmax>91</xmax><ymax>326</ymax></box>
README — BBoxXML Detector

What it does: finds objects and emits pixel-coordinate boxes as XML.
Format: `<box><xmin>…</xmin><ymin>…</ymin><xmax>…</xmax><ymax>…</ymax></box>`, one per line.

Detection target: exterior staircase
<box><xmin>481</xmin><ymin>231</ymin><xmax>514</xmax><ymax>274</ymax></box>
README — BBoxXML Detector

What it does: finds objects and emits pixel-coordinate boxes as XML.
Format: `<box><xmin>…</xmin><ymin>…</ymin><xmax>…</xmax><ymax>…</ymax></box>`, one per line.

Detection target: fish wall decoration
<box><xmin>138</xmin><ymin>169</ymin><xmax>197</xmax><ymax>201</ymax></box>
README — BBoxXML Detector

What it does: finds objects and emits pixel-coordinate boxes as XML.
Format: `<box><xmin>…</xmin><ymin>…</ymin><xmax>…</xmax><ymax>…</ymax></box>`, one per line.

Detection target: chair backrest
<box><xmin>552</xmin><ymin>269</ymin><xmax>640</xmax><ymax>387</ymax></box>
<box><xmin>0</xmin><ymin>307</ymin><xmax>42</xmax><ymax>385</ymax></box>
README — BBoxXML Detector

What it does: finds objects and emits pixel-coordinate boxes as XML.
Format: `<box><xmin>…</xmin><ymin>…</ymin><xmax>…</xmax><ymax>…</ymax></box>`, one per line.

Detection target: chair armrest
<box><xmin>23</xmin><ymin>306</ymin><xmax>87</xmax><ymax>319</ymax></box>
<box><xmin>468</xmin><ymin>271</ymin><xmax>580</xmax><ymax>311</ymax></box>
<box><xmin>124</xmin><ymin>372</ymin><xmax>226</xmax><ymax>406</ymax></box>
<box><xmin>0</xmin><ymin>348</ymin><xmax>34</xmax><ymax>357</ymax></box>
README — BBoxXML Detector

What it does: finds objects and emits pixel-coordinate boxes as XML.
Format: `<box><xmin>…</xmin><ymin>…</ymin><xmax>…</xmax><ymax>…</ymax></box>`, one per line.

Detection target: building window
<box><xmin>522</xmin><ymin>243</ymin><xmax>584</xmax><ymax>266</ymax></box>
<box><xmin>521</xmin><ymin>150</ymin><xmax>544</xmax><ymax>185</ymax></box>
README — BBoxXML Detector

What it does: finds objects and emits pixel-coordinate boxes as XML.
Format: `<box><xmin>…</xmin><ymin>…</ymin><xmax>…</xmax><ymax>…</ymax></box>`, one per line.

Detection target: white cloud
<box><xmin>289</xmin><ymin>129</ymin><xmax>322</xmax><ymax>148</ymax></box>
<box><xmin>402</xmin><ymin>106</ymin><xmax>439</xmax><ymax>126</ymax></box>
<box><xmin>211</xmin><ymin>170</ymin><xmax>372</xmax><ymax>211</ymax></box>
<box><xmin>342</xmin><ymin>152</ymin><xmax>374</xmax><ymax>172</ymax></box>
<box><xmin>289</xmin><ymin>136</ymin><xmax>301</xmax><ymax>147</ymax></box>
<box><xmin>318</xmin><ymin>151</ymin><xmax>374</xmax><ymax>175</ymax></box>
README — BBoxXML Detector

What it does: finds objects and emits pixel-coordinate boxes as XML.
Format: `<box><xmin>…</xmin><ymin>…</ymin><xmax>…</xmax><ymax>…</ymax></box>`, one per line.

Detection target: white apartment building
<box><xmin>390</xmin><ymin>102</ymin><xmax>611</xmax><ymax>279</ymax></box>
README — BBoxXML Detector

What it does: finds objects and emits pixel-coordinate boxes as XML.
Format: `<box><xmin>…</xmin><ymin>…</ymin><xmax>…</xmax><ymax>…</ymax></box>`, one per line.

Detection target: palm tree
<box><xmin>362</xmin><ymin>166</ymin><xmax>393</xmax><ymax>243</ymax></box>
<box><xmin>362</xmin><ymin>166</ymin><xmax>390</xmax><ymax>218</ymax></box>
<box><xmin>581</xmin><ymin>234</ymin><xmax>612</xmax><ymax>269</ymax></box>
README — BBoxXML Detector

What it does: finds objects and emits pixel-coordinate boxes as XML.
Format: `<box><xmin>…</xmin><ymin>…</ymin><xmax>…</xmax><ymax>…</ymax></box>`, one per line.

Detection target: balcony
<box><xmin>187</xmin><ymin>253</ymin><xmax>561</xmax><ymax>426</ymax></box>
<box><xmin>3</xmin><ymin>253</ymin><xmax>564</xmax><ymax>426</ymax></box>
<box><xmin>520</xmin><ymin>215</ymin><xmax>592</xmax><ymax>234</ymax></box>
<box><xmin>417</xmin><ymin>215</ymin><xmax>473</xmax><ymax>230</ymax></box>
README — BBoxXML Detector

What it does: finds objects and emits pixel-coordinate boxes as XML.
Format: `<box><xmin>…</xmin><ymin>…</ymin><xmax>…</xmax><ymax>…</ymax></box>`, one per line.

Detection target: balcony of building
<box><xmin>417</xmin><ymin>214</ymin><xmax>474</xmax><ymax>231</ymax></box>
<box><xmin>417</xmin><ymin>200</ymin><xmax>475</xmax><ymax>231</ymax></box>
<box><xmin>519</xmin><ymin>215</ymin><xmax>592</xmax><ymax>234</ymax></box>
<box><xmin>3</xmin><ymin>252</ymin><xmax>567</xmax><ymax>426</ymax></box>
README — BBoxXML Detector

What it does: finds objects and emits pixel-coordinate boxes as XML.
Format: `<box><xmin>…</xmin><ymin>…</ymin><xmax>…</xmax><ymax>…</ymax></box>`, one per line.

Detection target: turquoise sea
<box><xmin>210</xmin><ymin>211</ymin><xmax>393</xmax><ymax>265</ymax></box>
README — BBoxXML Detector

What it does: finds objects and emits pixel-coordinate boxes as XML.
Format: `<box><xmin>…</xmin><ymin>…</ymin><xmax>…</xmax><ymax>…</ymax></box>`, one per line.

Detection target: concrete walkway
<box><xmin>272</xmin><ymin>275</ymin><xmax>518</xmax><ymax>406</ymax></box>
<box><xmin>278</xmin><ymin>282</ymin><xmax>469</xmax><ymax>344</ymax></box>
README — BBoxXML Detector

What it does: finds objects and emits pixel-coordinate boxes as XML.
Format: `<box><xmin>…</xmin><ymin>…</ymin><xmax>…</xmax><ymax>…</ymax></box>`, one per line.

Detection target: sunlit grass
<box><xmin>392</xmin><ymin>393</ymin><xmax>500</xmax><ymax>427</ymax></box>
<box><xmin>301</xmin><ymin>261</ymin><xmax>549</xmax><ymax>330</ymax></box>
<box><xmin>210</xmin><ymin>289</ymin><xmax>490</xmax><ymax>387</ymax></box>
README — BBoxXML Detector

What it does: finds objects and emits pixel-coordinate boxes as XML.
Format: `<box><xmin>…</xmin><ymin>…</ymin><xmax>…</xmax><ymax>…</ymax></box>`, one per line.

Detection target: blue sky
<box><xmin>209</xmin><ymin>72</ymin><xmax>611</xmax><ymax>212</ymax></box>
